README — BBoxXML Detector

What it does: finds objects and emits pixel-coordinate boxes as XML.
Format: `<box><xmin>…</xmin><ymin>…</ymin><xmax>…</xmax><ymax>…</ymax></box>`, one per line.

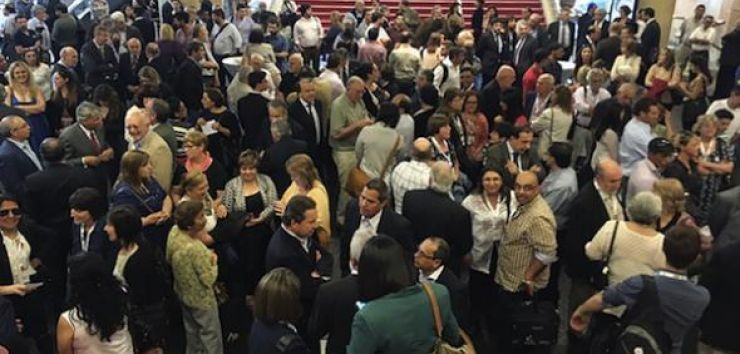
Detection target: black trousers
<box><xmin>301</xmin><ymin>46</ymin><xmax>320</xmax><ymax>74</ymax></box>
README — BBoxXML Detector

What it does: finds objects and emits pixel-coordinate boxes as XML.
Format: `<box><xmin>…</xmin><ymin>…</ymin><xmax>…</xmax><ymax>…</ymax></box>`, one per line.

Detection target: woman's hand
<box><xmin>215</xmin><ymin>204</ymin><xmax>227</xmax><ymax>219</ymax></box>
<box><xmin>0</xmin><ymin>284</ymin><xmax>28</xmax><ymax>296</ymax></box>
<box><xmin>272</xmin><ymin>200</ymin><xmax>286</xmax><ymax>216</ymax></box>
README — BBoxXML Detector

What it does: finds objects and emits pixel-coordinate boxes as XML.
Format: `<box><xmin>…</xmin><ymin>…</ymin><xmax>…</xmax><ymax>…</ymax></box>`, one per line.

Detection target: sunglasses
<box><xmin>0</xmin><ymin>208</ymin><xmax>20</xmax><ymax>217</ymax></box>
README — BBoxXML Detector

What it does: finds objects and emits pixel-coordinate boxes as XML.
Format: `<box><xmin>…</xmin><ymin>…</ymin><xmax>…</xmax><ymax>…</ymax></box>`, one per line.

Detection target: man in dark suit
<box><xmin>512</xmin><ymin>24</ymin><xmax>538</xmax><ymax>78</ymax></box>
<box><xmin>414</xmin><ymin>236</ymin><xmax>469</xmax><ymax>331</ymax></box>
<box><xmin>403</xmin><ymin>162</ymin><xmax>472</xmax><ymax>274</ymax></box>
<box><xmin>483</xmin><ymin>125</ymin><xmax>542</xmax><ymax>188</ymax></box>
<box><xmin>307</xmin><ymin>224</ymin><xmax>370</xmax><ymax>354</ymax></box>
<box><xmin>595</xmin><ymin>23</ymin><xmax>622</xmax><ymax>70</ymax></box>
<box><xmin>477</xmin><ymin>17</ymin><xmax>509</xmax><ymax>84</ymax></box>
<box><xmin>708</xmin><ymin>185</ymin><xmax>740</xmax><ymax>242</ymax></box>
<box><xmin>51</xmin><ymin>46</ymin><xmax>81</xmax><ymax>88</ymax></box>
<box><xmin>0</xmin><ymin>116</ymin><xmax>42</xmax><ymax>198</ymax></box>
<box><xmin>524</xmin><ymin>73</ymin><xmax>554</xmax><ymax>120</ymax></box>
<box><xmin>174</xmin><ymin>41</ymin><xmax>205</xmax><ymax>115</ymax></box>
<box><xmin>548</xmin><ymin>8</ymin><xmax>575</xmax><ymax>59</ymax></box>
<box><xmin>639</xmin><ymin>8</ymin><xmax>661</xmax><ymax>66</ymax></box>
<box><xmin>342</xmin><ymin>179</ymin><xmax>414</xmax><ymax>275</ymax></box>
<box><xmin>238</xmin><ymin>71</ymin><xmax>272</xmax><ymax>151</ymax></box>
<box><xmin>58</xmin><ymin>101</ymin><xmax>113</xmax><ymax>193</ymax></box>
<box><xmin>591</xmin><ymin>8</ymin><xmax>610</xmax><ymax>43</ymax></box>
<box><xmin>260</xmin><ymin>118</ymin><xmax>309</xmax><ymax>195</ymax></box>
<box><xmin>563</xmin><ymin>158</ymin><xmax>623</xmax><ymax>353</ymax></box>
<box><xmin>577</xmin><ymin>3</ymin><xmax>597</xmax><ymax>48</ymax></box>
<box><xmin>68</xmin><ymin>187</ymin><xmax>116</xmax><ymax>266</ymax></box>
<box><xmin>80</xmin><ymin>25</ymin><xmax>119</xmax><ymax>89</ymax></box>
<box><xmin>118</xmin><ymin>37</ymin><xmax>146</xmax><ymax>100</ymax></box>
<box><xmin>266</xmin><ymin>195</ymin><xmax>332</xmax><ymax>332</ymax></box>
<box><xmin>131</xmin><ymin>6</ymin><xmax>156</xmax><ymax>45</ymax></box>
<box><xmin>480</xmin><ymin>65</ymin><xmax>516</xmax><ymax>126</ymax></box>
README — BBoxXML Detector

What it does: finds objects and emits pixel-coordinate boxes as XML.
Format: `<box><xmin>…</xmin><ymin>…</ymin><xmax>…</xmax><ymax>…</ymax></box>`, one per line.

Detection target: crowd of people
<box><xmin>0</xmin><ymin>0</ymin><xmax>737</xmax><ymax>353</ymax></box>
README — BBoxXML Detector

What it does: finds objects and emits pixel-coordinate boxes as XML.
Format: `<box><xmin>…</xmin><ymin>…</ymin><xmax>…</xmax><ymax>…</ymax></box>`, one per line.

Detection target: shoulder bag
<box><xmin>345</xmin><ymin>135</ymin><xmax>401</xmax><ymax>198</ymax></box>
<box><xmin>420</xmin><ymin>282</ymin><xmax>475</xmax><ymax>354</ymax></box>
<box><xmin>589</xmin><ymin>221</ymin><xmax>619</xmax><ymax>290</ymax></box>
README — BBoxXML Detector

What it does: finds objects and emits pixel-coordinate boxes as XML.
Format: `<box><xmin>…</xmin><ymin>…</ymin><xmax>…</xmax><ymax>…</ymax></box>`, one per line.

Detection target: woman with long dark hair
<box><xmin>93</xmin><ymin>84</ymin><xmax>126</xmax><ymax>178</ymax></box>
<box><xmin>348</xmin><ymin>235</ymin><xmax>462</xmax><ymax>352</ymax></box>
<box><xmin>679</xmin><ymin>54</ymin><xmax>712</xmax><ymax>130</ymax></box>
<box><xmin>47</xmin><ymin>67</ymin><xmax>81</xmax><ymax>134</ymax></box>
<box><xmin>57</xmin><ymin>253</ymin><xmax>134</xmax><ymax>354</ymax></box>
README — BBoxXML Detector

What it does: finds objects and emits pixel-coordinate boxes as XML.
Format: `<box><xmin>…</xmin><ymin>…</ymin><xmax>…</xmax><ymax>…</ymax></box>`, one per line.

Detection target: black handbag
<box><xmin>589</xmin><ymin>221</ymin><xmax>619</xmax><ymax>290</ymax></box>
<box><xmin>510</xmin><ymin>300</ymin><xmax>559</xmax><ymax>349</ymax></box>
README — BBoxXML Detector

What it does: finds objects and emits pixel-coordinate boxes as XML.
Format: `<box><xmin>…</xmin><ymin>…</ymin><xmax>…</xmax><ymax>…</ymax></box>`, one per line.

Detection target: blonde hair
<box><xmin>653</xmin><ymin>178</ymin><xmax>686</xmax><ymax>214</ymax></box>
<box><xmin>184</xmin><ymin>130</ymin><xmax>208</xmax><ymax>150</ymax></box>
<box><xmin>285</xmin><ymin>154</ymin><xmax>319</xmax><ymax>187</ymax></box>
<box><xmin>181</xmin><ymin>171</ymin><xmax>207</xmax><ymax>193</ymax></box>
<box><xmin>692</xmin><ymin>114</ymin><xmax>718</xmax><ymax>135</ymax></box>
<box><xmin>160</xmin><ymin>23</ymin><xmax>175</xmax><ymax>41</ymax></box>
<box><xmin>8</xmin><ymin>61</ymin><xmax>39</xmax><ymax>96</ymax></box>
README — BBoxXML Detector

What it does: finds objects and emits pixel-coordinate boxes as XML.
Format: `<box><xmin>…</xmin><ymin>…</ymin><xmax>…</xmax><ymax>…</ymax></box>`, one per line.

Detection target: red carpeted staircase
<box><xmin>308</xmin><ymin>0</ymin><xmax>543</xmax><ymax>28</ymax></box>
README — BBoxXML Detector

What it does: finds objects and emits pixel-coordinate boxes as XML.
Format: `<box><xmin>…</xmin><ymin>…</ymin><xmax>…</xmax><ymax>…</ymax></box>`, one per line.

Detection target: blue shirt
<box><xmin>541</xmin><ymin>167</ymin><xmax>578</xmax><ymax>230</ymax></box>
<box><xmin>619</xmin><ymin>118</ymin><xmax>655</xmax><ymax>175</ymax></box>
<box><xmin>267</xmin><ymin>33</ymin><xmax>290</xmax><ymax>72</ymax></box>
<box><xmin>603</xmin><ymin>272</ymin><xmax>710</xmax><ymax>354</ymax></box>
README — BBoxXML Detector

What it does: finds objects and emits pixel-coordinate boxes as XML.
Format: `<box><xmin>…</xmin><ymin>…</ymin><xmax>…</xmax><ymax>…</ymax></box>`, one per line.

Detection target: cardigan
<box><xmin>221</xmin><ymin>173</ymin><xmax>277</xmax><ymax>222</ymax></box>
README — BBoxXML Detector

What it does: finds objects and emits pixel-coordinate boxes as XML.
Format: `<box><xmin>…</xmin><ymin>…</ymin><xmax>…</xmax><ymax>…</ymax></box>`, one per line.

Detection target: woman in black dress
<box><xmin>197</xmin><ymin>88</ymin><xmax>241</xmax><ymax>173</ymax></box>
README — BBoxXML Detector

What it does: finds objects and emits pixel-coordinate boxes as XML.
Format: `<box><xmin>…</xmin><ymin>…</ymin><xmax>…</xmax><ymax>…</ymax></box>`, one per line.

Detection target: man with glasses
<box><xmin>0</xmin><ymin>115</ymin><xmax>42</xmax><ymax>198</ymax></box>
<box><xmin>494</xmin><ymin>171</ymin><xmax>557</xmax><ymax>352</ymax></box>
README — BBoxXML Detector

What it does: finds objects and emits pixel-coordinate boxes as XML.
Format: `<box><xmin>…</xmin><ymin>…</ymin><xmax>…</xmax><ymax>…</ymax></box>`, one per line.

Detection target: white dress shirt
<box><xmin>689</xmin><ymin>26</ymin><xmax>716</xmax><ymax>51</ymax></box>
<box><xmin>419</xmin><ymin>265</ymin><xmax>445</xmax><ymax>282</ymax></box>
<box><xmin>293</xmin><ymin>16</ymin><xmax>324</xmax><ymax>48</ymax></box>
<box><xmin>211</xmin><ymin>21</ymin><xmax>243</xmax><ymax>56</ymax></box>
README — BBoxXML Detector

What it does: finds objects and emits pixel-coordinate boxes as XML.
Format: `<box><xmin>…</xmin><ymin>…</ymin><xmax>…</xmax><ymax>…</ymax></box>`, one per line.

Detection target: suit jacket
<box><xmin>402</xmin><ymin>189</ymin><xmax>472</xmax><ymax>273</ymax></box>
<box><xmin>548</xmin><ymin>20</ymin><xmax>576</xmax><ymax>54</ymax></box>
<box><xmin>341</xmin><ymin>201</ymin><xmax>415</xmax><ymax>274</ymax></box>
<box><xmin>132</xmin><ymin>17</ymin><xmax>156</xmax><ymax>45</ymax></box>
<box><xmin>563</xmin><ymin>182</ymin><xmax>609</xmax><ymax>280</ymax></box>
<box><xmin>480</xmin><ymin>80</ymin><xmax>502</xmax><ymax>125</ymax></box>
<box><xmin>80</xmin><ymin>41</ymin><xmax>119</xmax><ymax>88</ymax></box>
<box><xmin>288</xmin><ymin>99</ymin><xmax>327</xmax><ymax>150</ymax></box>
<box><xmin>524</xmin><ymin>91</ymin><xmax>537</xmax><ymax>119</ymax></box>
<box><xmin>237</xmin><ymin>92</ymin><xmax>271</xmax><ymax>151</ymax></box>
<box><xmin>708</xmin><ymin>185</ymin><xmax>740</xmax><ymax>240</ymax></box>
<box><xmin>592</xmin><ymin>20</ymin><xmax>610</xmax><ymax>41</ymax></box>
<box><xmin>0</xmin><ymin>140</ymin><xmax>41</xmax><ymax>198</ymax></box>
<box><xmin>153</xmin><ymin>122</ymin><xmax>178</xmax><ymax>159</ymax></box>
<box><xmin>129</xmin><ymin>132</ymin><xmax>174</xmax><ymax>191</ymax></box>
<box><xmin>699</xmin><ymin>241</ymin><xmax>740</xmax><ymax>351</ymax></box>
<box><xmin>265</xmin><ymin>227</ymin><xmax>325</xmax><ymax>317</ymax></box>
<box><xmin>59</xmin><ymin>123</ymin><xmax>109</xmax><ymax>167</ymax></box>
<box><xmin>174</xmin><ymin>58</ymin><xmax>203</xmax><ymax>111</ymax></box>
<box><xmin>69</xmin><ymin>219</ymin><xmax>116</xmax><ymax>266</ymax></box>
<box><xmin>434</xmin><ymin>266</ymin><xmax>470</xmax><ymax>331</ymax></box>
<box><xmin>307</xmin><ymin>275</ymin><xmax>359</xmax><ymax>354</ymax></box>
<box><xmin>24</xmin><ymin>162</ymin><xmax>101</xmax><ymax>230</ymax></box>
<box><xmin>514</xmin><ymin>34</ymin><xmax>538</xmax><ymax>76</ymax></box>
<box><xmin>0</xmin><ymin>103</ymin><xmax>26</xmax><ymax>119</ymax></box>
<box><xmin>260</xmin><ymin>137</ymin><xmax>308</xmax><ymax>196</ymax></box>
<box><xmin>640</xmin><ymin>21</ymin><xmax>661</xmax><ymax>65</ymax></box>
<box><xmin>476</xmin><ymin>30</ymin><xmax>508</xmax><ymax>77</ymax></box>
<box><xmin>118</xmin><ymin>52</ymin><xmax>146</xmax><ymax>97</ymax></box>
<box><xmin>595</xmin><ymin>36</ymin><xmax>621</xmax><ymax>70</ymax></box>
<box><xmin>483</xmin><ymin>142</ymin><xmax>542</xmax><ymax>188</ymax></box>
<box><xmin>0</xmin><ymin>217</ymin><xmax>51</xmax><ymax>286</ymax></box>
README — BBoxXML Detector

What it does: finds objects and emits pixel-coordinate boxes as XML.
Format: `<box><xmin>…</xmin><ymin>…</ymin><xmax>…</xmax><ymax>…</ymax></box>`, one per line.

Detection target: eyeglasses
<box><xmin>0</xmin><ymin>208</ymin><xmax>20</xmax><ymax>217</ymax></box>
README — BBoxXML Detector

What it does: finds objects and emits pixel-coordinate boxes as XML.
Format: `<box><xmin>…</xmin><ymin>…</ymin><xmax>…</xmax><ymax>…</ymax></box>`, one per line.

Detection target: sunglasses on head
<box><xmin>0</xmin><ymin>208</ymin><xmax>20</xmax><ymax>217</ymax></box>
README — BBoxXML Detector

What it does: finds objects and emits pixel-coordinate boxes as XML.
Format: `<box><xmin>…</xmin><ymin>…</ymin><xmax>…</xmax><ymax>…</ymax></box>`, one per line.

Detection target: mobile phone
<box><xmin>25</xmin><ymin>282</ymin><xmax>43</xmax><ymax>291</ymax></box>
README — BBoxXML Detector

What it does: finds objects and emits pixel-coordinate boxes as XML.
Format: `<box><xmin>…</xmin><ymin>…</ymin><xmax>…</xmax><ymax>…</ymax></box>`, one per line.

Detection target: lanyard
<box><xmin>656</xmin><ymin>270</ymin><xmax>688</xmax><ymax>281</ymax></box>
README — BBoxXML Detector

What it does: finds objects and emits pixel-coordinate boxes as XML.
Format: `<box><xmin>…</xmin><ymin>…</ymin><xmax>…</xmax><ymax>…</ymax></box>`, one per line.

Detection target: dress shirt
<box><xmin>0</xmin><ymin>230</ymin><xmax>36</xmax><ymax>285</ymax></box>
<box><xmin>7</xmin><ymin>138</ymin><xmax>42</xmax><ymax>170</ymax></box>
<box><xmin>506</xmin><ymin>141</ymin><xmax>523</xmax><ymax>170</ymax></box>
<box><xmin>573</xmin><ymin>86</ymin><xmax>611</xmax><ymax>127</ymax></box>
<box><xmin>689</xmin><ymin>26</ymin><xmax>716</xmax><ymax>51</ymax></box>
<box><xmin>434</xmin><ymin>62</ymin><xmax>460</xmax><ymax>95</ymax></box>
<box><xmin>419</xmin><ymin>265</ymin><xmax>445</xmax><ymax>282</ymax></box>
<box><xmin>236</xmin><ymin>17</ymin><xmax>256</xmax><ymax>42</ymax></box>
<box><xmin>626</xmin><ymin>158</ymin><xmax>661</xmax><ymax>201</ymax></box>
<box><xmin>79</xmin><ymin>223</ymin><xmax>95</xmax><ymax>252</ymax></box>
<box><xmin>282</xmin><ymin>224</ymin><xmax>309</xmax><ymax>253</ymax></box>
<box><xmin>619</xmin><ymin>118</ymin><xmax>655</xmax><ymax>175</ymax></box>
<box><xmin>531</xmin><ymin>93</ymin><xmax>551</xmax><ymax>120</ymax></box>
<box><xmin>558</xmin><ymin>21</ymin><xmax>571</xmax><ymax>48</ymax></box>
<box><xmin>594</xmin><ymin>180</ymin><xmax>624</xmax><ymax>221</ymax></box>
<box><xmin>462</xmin><ymin>191</ymin><xmax>517</xmax><ymax>274</ymax></box>
<box><xmin>390</xmin><ymin>160</ymin><xmax>432</xmax><ymax>213</ymax></box>
<box><xmin>357</xmin><ymin>211</ymin><xmax>382</xmax><ymax>237</ymax></box>
<box><xmin>211</xmin><ymin>21</ymin><xmax>243</xmax><ymax>56</ymax></box>
<box><xmin>293</xmin><ymin>16</ymin><xmax>323</xmax><ymax>48</ymax></box>
<box><xmin>541</xmin><ymin>167</ymin><xmax>578</xmax><ymax>230</ymax></box>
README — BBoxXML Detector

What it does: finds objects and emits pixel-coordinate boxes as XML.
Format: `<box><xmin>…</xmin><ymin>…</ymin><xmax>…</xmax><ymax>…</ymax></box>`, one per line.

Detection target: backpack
<box><xmin>436</xmin><ymin>62</ymin><xmax>450</xmax><ymax>89</ymax></box>
<box><xmin>613</xmin><ymin>276</ymin><xmax>672</xmax><ymax>354</ymax></box>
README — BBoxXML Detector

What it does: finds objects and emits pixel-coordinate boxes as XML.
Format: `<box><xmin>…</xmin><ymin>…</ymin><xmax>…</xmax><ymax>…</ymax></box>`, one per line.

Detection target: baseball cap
<box><xmin>648</xmin><ymin>137</ymin><xmax>674</xmax><ymax>155</ymax></box>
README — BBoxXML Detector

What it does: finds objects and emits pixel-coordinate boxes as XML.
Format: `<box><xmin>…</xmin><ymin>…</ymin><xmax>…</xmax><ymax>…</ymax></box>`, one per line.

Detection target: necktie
<box><xmin>496</xmin><ymin>34</ymin><xmax>502</xmax><ymax>53</ymax></box>
<box><xmin>89</xmin><ymin>131</ymin><xmax>100</xmax><ymax>153</ymax></box>
<box><xmin>514</xmin><ymin>39</ymin><xmax>524</xmax><ymax>66</ymax></box>
<box><xmin>512</xmin><ymin>152</ymin><xmax>520</xmax><ymax>168</ymax></box>
<box><xmin>132</xmin><ymin>55</ymin><xmax>138</xmax><ymax>70</ymax></box>
<box><xmin>23</xmin><ymin>144</ymin><xmax>42</xmax><ymax>170</ymax></box>
<box><xmin>559</xmin><ymin>23</ymin><xmax>565</xmax><ymax>45</ymax></box>
<box><xmin>306</xmin><ymin>102</ymin><xmax>320</xmax><ymax>145</ymax></box>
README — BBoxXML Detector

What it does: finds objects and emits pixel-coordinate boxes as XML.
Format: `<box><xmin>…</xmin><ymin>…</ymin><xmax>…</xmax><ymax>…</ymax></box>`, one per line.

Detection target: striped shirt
<box><xmin>495</xmin><ymin>195</ymin><xmax>557</xmax><ymax>292</ymax></box>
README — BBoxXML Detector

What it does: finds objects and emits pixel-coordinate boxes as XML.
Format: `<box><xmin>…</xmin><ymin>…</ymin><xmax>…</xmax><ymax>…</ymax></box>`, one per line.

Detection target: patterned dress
<box><xmin>698</xmin><ymin>137</ymin><xmax>733</xmax><ymax>225</ymax></box>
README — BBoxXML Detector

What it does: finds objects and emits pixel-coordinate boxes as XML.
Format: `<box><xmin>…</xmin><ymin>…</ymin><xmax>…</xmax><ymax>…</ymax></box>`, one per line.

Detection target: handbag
<box><xmin>420</xmin><ymin>282</ymin><xmax>475</xmax><ymax>354</ymax></box>
<box><xmin>589</xmin><ymin>221</ymin><xmax>619</xmax><ymax>290</ymax></box>
<box><xmin>510</xmin><ymin>300</ymin><xmax>559</xmax><ymax>349</ymax></box>
<box><xmin>345</xmin><ymin>135</ymin><xmax>401</xmax><ymax>198</ymax></box>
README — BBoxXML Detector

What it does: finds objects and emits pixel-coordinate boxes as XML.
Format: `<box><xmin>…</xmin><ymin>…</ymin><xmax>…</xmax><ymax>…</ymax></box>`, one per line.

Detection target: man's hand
<box><xmin>505</xmin><ymin>160</ymin><xmax>519</xmax><ymax>175</ymax></box>
<box><xmin>570</xmin><ymin>310</ymin><xmax>590</xmax><ymax>333</ymax></box>
<box><xmin>99</xmin><ymin>148</ymin><xmax>114</xmax><ymax>162</ymax></box>
<box><xmin>82</xmin><ymin>156</ymin><xmax>101</xmax><ymax>167</ymax></box>
<box><xmin>529</xmin><ymin>165</ymin><xmax>542</xmax><ymax>175</ymax></box>
<box><xmin>354</xmin><ymin>118</ymin><xmax>374</xmax><ymax>130</ymax></box>
<box><xmin>6</xmin><ymin>284</ymin><xmax>28</xmax><ymax>296</ymax></box>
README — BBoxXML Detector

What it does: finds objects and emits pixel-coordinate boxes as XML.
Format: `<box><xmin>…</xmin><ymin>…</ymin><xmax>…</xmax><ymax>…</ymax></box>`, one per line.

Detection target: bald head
<box><xmin>0</xmin><ymin>115</ymin><xmax>27</xmax><ymax>139</ymax></box>
<box><xmin>514</xmin><ymin>171</ymin><xmax>540</xmax><ymax>204</ymax></box>
<box><xmin>125</xmin><ymin>108</ymin><xmax>151</xmax><ymax>142</ymax></box>
<box><xmin>496</xmin><ymin>65</ymin><xmax>516</xmax><ymax>89</ymax></box>
<box><xmin>595</xmin><ymin>158</ymin><xmax>623</xmax><ymax>194</ymax></box>
<box><xmin>412</xmin><ymin>137</ymin><xmax>433</xmax><ymax>161</ymax></box>
<box><xmin>60</xmin><ymin>46</ymin><xmax>78</xmax><ymax>67</ymax></box>
<box><xmin>40</xmin><ymin>137</ymin><xmax>64</xmax><ymax>162</ymax></box>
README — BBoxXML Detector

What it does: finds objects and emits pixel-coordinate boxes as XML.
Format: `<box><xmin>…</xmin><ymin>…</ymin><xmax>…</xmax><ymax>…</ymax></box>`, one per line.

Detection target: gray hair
<box><xmin>627</xmin><ymin>191</ymin><xmax>662</xmax><ymax>225</ymax></box>
<box><xmin>430</xmin><ymin>161</ymin><xmax>455</xmax><ymax>194</ymax></box>
<box><xmin>32</xmin><ymin>4</ymin><xmax>46</xmax><ymax>15</ymax></box>
<box><xmin>76</xmin><ymin>101</ymin><xmax>102</xmax><ymax>122</ymax></box>
<box><xmin>0</xmin><ymin>115</ymin><xmax>23</xmax><ymax>138</ymax></box>
<box><xmin>349</xmin><ymin>229</ymin><xmax>373</xmax><ymax>268</ymax></box>
<box><xmin>270</xmin><ymin>118</ymin><xmax>292</xmax><ymax>139</ymax></box>
<box><xmin>347</xmin><ymin>76</ymin><xmax>365</xmax><ymax>88</ymax></box>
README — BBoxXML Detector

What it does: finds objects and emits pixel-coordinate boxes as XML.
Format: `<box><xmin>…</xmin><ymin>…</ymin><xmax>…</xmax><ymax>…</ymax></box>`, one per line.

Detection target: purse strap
<box><xmin>604</xmin><ymin>221</ymin><xmax>619</xmax><ymax>266</ymax></box>
<box><xmin>379</xmin><ymin>135</ymin><xmax>402</xmax><ymax>178</ymax></box>
<box><xmin>420</xmin><ymin>282</ymin><xmax>443</xmax><ymax>338</ymax></box>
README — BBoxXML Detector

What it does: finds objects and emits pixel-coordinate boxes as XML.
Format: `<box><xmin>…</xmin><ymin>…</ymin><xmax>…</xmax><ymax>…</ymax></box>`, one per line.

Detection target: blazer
<box><xmin>265</xmin><ymin>227</ymin><xmax>324</xmax><ymax>313</ymax></box>
<box><xmin>480</xmin><ymin>80</ymin><xmax>503</xmax><ymax>125</ymax></box>
<box><xmin>174</xmin><ymin>58</ymin><xmax>204</xmax><ymax>112</ymax></box>
<box><xmin>152</xmin><ymin>122</ymin><xmax>178</xmax><ymax>159</ymax></box>
<box><xmin>249</xmin><ymin>320</ymin><xmax>310</xmax><ymax>354</ymax></box>
<box><xmin>640</xmin><ymin>21</ymin><xmax>661</xmax><ymax>65</ymax></box>
<box><xmin>307</xmin><ymin>275</ymin><xmax>359</xmax><ymax>354</ymax></box>
<box><xmin>402</xmin><ymin>189</ymin><xmax>472</xmax><ymax>273</ymax></box>
<box><xmin>595</xmin><ymin>36</ymin><xmax>622</xmax><ymax>70</ymax></box>
<box><xmin>80</xmin><ymin>41</ymin><xmax>119</xmax><ymax>88</ymax></box>
<box><xmin>260</xmin><ymin>137</ymin><xmax>309</xmax><ymax>195</ymax></box>
<box><xmin>476</xmin><ymin>30</ymin><xmax>508</xmax><ymax>77</ymax></box>
<box><xmin>483</xmin><ymin>142</ymin><xmax>541</xmax><ymax>188</ymax></box>
<box><xmin>122</xmin><ymin>240</ymin><xmax>167</xmax><ymax>308</ymax></box>
<box><xmin>707</xmin><ymin>185</ymin><xmax>740</xmax><ymax>240</ymax></box>
<box><xmin>699</xmin><ymin>241</ymin><xmax>740</xmax><ymax>351</ymax></box>
<box><xmin>24</xmin><ymin>162</ymin><xmax>101</xmax><ymax>228</ymax></box>
<box><xmin>118</xmin><ymin>52</ymin><xmax>146</xmax><ymax>97</ymax></box>
<box><xmin>237</xmin><ymin>92</ymin><xmax>271</xmax><ymax>151</ymax></box>
<box><xmin>514</xmin><ymin>34</ymin><xmax>538</xmax><ymax>76</ymax></box>
<box><xmin>341</xmin><ymin>201</ymin><xmax>415</xmax><ymax>274</ymax></box>
<box><xmin>132</xmin><ymin>17</ymin><xmax>156</xmax><ymax>45</ymax></box>
<box><xmin>59</xmin><ymin>123</ymin><xmax>110</xmax><ymax>167</ymax></box>
<box><xmin>0</xmin><ymin>217</ymin><xmax>51</xmax><ymax>286</ymax></box>
<box><xmin>69</xmin><ymin>219</ymin><xmax>116</xmax><ymax>266</ymax></box>
<box><xmin>523</xmin><ymin>91</ymin><xmax>538</xmax><ymax>119</ymax></box>
<box><xmin>129</xmin><ymin>132</ymin><xmax>173</xmax><ymax>191</ymax></box>
<box><xmin>563</xmin><ymin>182</ymin><xmax>610</xmax><ymax>280</ymax></box>
<box><xmin>434</xmin><ymin>267</ymin><xmax>470</xmax><ymax>332</ymax></box>
<box><xmin>288</xmin><ymin>98</ymin><xmax>327</xmax><ymax>150</ymax></box>
<box><xmin>0</xmin><ymin>140</ymin><xmax>41</xmax><ymax>198</ymax></box>
<box><xmin>547</xmin><ymin>20</ymin><xmax>576</xmax><ymax>54</ymax></box>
